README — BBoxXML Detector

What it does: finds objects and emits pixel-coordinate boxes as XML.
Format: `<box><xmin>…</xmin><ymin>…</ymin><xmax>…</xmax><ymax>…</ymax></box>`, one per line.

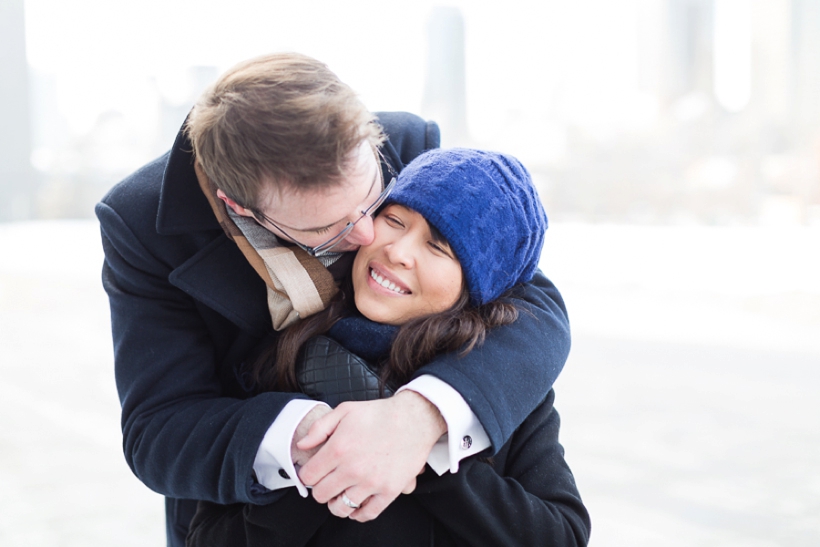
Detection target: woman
<box><xmin>187</xmin><ymin>148</ymin><xmax>590</xmax><ymax>546</ymax></box>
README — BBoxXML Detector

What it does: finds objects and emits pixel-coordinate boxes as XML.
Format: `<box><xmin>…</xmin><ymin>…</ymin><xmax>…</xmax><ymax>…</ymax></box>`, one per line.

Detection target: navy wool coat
<box><xmin>96</xmin><ymin>112</ymin><xmax>572</xmax><ymax>546</ymax></box>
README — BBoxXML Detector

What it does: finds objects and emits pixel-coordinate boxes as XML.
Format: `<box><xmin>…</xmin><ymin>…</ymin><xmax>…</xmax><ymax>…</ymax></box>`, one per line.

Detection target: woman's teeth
<box><xmin>370</xmin><ymin>268</ymin><xmax>408</xmax><ymax>294</ymax></box>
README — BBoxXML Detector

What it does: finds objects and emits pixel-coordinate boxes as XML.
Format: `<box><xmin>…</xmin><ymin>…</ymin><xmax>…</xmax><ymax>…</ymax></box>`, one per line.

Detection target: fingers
<box><xmin>297</xmin><ymin>407</ymin><xmax>345</xmax><ymax>451</ymax></box>
<box><xmin>327</xmin><ymin>493</ymin><xmax>394</xmax><ymax>523</ymax></box>
<box><xmin>348</xmin><ymin>494</ymin><xmax>391</xmax><ymax>522</ymax></box>
<box><xmin>298</xmin><ymin>403</ymin><xmax>360</xmax><ymax>489</ymax></box>
<box><xmin>301</xmin><ymin>396</ymin><xmax>440</xmax><ymax>520</ymax></box>
<box><xmin>327</xmin><ymin>494</ymin><xmax>355</xmax><ymax>519</ymax></box>
<box><xmin>305</xmin><ymin>461</ymin><xmax>352</xmax><ymax>504</ymax></box>
<box><xmin>327</xmin><ymin>489</ymin><xmax>368</xmax><ymax>519</ymax></box>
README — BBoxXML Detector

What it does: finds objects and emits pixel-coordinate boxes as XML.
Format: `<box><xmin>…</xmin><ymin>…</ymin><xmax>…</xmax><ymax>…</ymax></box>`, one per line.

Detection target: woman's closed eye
<box><xmin>428</xmin><ymin>240</ymin><xmax>455</xmax><ymax>259</ymax></box>
<box><xmin>383</xmin><ymin>214</ymin><xmax>405</xmax><ymax>229</ymax></box>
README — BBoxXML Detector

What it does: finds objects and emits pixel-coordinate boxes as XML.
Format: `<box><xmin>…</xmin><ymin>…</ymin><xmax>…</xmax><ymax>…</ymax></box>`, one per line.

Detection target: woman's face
<box><xmin>352</xmin><ymin>204</ymin><xmax>464</xmax><ymax>325</ymax></box>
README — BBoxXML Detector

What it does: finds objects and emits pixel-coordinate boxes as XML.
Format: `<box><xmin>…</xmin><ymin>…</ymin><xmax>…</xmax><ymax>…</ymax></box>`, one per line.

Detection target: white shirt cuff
<box><xmin>253</xmin><ymin>399</ymin><xmax>328</xmax><ymax>497</ymax></box>
<box><xmin>398</xmin><ymin>375</ymin><xmax>490</xmax><ymax>476</ymax></box>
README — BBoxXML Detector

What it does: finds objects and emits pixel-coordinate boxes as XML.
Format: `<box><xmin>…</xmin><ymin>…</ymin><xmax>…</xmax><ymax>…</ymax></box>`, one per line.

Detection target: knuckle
<box><xmin>362</xmin><ymin>505</ymin><xmax>382</xmax><ymax>521</ymax></box>
<box><xmin>354</xmin><ymin>509</ymin><xmax>375</xmax><ymax>522</ymax></box>
<box><xmin>312</xmin><ymin>488</ymin><xmax>330</xmax><ymax>504</ymax></box>
<box><xmin>358</xmin><ymin>497</ymin><xmax>387</xmax><ymax>521</ymax></box>
<box><xmin>328</xmin><ymin>443</ymin><xmax>346</xmax><ymax>460</ymax></box>
<box><xmin>359</xmin><ymin>476</ymin><xmax>379</xmax><ymax>492</ymax></box>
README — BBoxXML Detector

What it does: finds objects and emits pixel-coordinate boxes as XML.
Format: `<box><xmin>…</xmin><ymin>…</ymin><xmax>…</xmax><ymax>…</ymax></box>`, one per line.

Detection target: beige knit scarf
<box><xmin>195</xmin><ymin>162</ymin><xmax>338</xmax><ymax>330</ymax></box>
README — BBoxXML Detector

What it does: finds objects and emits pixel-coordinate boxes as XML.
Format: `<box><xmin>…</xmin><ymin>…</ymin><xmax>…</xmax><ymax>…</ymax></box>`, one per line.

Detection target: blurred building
<box><xmin>0</xmin><ymin>0</ymin><xmax>35</xmax><ymax>221</ymax></box>
<box><xmin>27</xmin><ymin>65</ymin><xmax>217</xmax><ymax>219</ymax></box>
<box><xmin>792</xmin><ymin>0</ymin><xmax>820</xmax><ymax>129</ymax></box>
<box><xmin>422</xmin><ymin>6</ymin><xmax>469</xmax><ymax>147</ymax></box>
<box><xmin>12</xmin><ymin>1</ymin><xmax>820</xmax><ymax>225</ymax></box>
<box><xmin>542</xmin><ymin>0</ymin><xmax>820</xmax><ymax>226</ymax></box>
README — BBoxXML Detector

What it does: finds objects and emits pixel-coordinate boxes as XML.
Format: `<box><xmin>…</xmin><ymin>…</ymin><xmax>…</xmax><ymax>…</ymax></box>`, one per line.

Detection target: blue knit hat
<box><xmin>386</xmin><ymin>148</ymin><xmax>547</xmax><ymax>306</ymax></box>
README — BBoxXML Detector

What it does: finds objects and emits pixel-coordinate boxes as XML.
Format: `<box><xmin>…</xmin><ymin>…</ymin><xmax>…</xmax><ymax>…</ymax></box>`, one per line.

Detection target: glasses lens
<box><xmin>368</xmin><ymin>177</ymin><xmax>396</xmax><ymax>213</ymax></box>
<box><xmin>312</xmin><ymin>177</ymin><xmax>396</xmax><ymax>256</ymax></box>
<box><xmin>311</xmin><ymin>223</ymin><xmax>354</xmax><ymax>256</ymax></box>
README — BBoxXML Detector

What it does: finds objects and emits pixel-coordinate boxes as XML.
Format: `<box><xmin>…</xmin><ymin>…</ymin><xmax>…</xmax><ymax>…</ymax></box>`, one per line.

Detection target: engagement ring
<box><xmin>341</xmin><ymin>493</ymin><xmax>360</xmax><ymax>509</ymax></box>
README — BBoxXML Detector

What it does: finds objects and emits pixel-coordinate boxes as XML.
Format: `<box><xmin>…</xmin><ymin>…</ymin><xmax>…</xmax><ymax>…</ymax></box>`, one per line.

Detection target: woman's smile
<box><xmin>367</xmin><ymin>264</ymin><xmax>411</xmax><ymax>295</ymax></box>
<box><xmin>352</xmin><ymin>205</ymin><xmax>463</xmax><ymax>325</ymax></box>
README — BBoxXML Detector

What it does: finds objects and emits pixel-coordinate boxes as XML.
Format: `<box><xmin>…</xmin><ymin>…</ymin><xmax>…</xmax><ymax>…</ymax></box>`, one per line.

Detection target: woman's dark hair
<box><xmin>250</xmin><ymin>275</ymin><xmax>519</xmax><ymax>394</ymax></box>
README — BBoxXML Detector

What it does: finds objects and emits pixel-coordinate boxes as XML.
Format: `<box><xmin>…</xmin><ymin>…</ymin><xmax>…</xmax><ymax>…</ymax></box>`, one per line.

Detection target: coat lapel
<box><xmin>169</xmin><ymin>234</ymin><xmax>271</xmax><ymax>338</ymax></box>
<box><xmin>156</xmin><ymin>120</ymin><xmax>271</xmax><ymax>337</ymax></box>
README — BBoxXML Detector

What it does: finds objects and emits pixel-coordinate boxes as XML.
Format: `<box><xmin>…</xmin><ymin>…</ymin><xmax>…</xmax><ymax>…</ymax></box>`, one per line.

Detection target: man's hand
<box><xmin>296</xmin><ymin>390</ymin><xmax>446</xmax><ymax>521</ymax></box>
<box><xmin>291</xmin><ymin>405</ymin><xmax>332</xmax><ymax>467</ymax></box>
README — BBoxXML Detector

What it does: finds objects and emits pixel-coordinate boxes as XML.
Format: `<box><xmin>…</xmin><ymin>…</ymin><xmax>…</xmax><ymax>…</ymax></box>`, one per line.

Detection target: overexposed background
<box><xmin>1</xmin><ymin>0</ymin><xmax>819</xmax><ymax>545</ymax></box>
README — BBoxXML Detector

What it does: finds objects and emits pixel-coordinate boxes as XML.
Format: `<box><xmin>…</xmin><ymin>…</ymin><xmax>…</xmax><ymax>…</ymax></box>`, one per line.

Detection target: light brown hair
<box><xmin>186</xmin><ymin>52</ymin><xmax>384</xmax><ymax>208</ymax></box>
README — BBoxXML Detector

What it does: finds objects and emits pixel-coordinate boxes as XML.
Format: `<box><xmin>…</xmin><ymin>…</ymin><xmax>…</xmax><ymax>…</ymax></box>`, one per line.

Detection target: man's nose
<box><xmin>345</xmin><ymin>215</ymin><xmax>375</xmax><ymax>247</ymax></box>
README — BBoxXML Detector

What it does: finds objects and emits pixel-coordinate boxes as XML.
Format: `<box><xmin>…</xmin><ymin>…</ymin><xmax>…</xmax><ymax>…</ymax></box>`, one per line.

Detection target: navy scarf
<box><xmin>326</xmin><ymin>313</ymin><xmax>398</xmax><ymax>364</ymax></box>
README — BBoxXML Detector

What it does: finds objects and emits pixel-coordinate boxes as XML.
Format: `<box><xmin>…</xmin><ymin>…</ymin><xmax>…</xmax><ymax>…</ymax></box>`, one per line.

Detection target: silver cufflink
<box><xmin>461</xmin><ymin>436</ymin><xmax>472</xmax><ymax>450</ymax></box>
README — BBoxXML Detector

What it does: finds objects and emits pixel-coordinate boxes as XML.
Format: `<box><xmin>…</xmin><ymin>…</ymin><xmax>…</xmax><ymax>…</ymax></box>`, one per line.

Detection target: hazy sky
<box><xmin>23</xmin><ymin>0</ymin><xmax>645</xmax><ymax>153</ymax></box>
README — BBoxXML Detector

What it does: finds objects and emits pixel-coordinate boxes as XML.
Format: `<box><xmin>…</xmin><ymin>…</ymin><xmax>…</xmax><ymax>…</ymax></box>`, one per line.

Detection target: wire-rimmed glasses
<box><xmin>253</xmin><ymin>176</ymin><xmax>397</xmax><ymax>257</ymax></box>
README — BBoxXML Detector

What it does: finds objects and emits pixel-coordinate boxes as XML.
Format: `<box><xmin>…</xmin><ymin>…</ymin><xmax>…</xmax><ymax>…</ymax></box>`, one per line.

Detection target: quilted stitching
<box><xmin>296</xmin><ymin>336</ymin><xmax>393</xmax><ymax>407</ymax></box>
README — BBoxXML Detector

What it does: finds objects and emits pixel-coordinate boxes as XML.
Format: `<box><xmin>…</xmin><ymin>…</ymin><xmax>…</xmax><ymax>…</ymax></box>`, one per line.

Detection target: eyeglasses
<box><xmin>253</xmin><ymin>176</ymin><xmax>397</xmax><ymax>257</ymax></box>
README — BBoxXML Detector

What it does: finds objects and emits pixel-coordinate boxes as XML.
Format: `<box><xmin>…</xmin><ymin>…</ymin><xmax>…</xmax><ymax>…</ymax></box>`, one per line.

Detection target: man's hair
<box><xmin>185</xmin><ymin>52</ymin><xmax>384</xmax><ymax>208</ymax></box>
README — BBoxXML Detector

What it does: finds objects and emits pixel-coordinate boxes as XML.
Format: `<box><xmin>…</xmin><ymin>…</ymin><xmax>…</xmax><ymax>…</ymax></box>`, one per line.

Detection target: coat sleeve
<box><xmin>414</xmin><ymin>271</ymin><xmax>571</xmax><ymax>452</ymax></box>
<box><xmin>412</xmin><ymin>390</ymin><xmax>591</xmax><ymax>547</ymax></box>
<box><xmin>96</xmin><ymin>172</ymin><xmax>305</xmax><ymax>505</ymax></box>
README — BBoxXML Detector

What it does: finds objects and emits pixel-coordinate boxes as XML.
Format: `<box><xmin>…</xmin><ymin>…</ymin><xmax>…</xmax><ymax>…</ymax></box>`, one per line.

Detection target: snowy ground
<box><xmin>1</xmin><ymin>220</ymin><xmax>818</xmax><ymax>546</ymax></box>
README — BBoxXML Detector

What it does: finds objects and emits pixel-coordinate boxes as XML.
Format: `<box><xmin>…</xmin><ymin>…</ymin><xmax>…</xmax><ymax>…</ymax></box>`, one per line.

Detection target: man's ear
<box><xmin>216</xmin><ymin>189</ymin><xmax>255</xmax><ymax>218</ymax></box>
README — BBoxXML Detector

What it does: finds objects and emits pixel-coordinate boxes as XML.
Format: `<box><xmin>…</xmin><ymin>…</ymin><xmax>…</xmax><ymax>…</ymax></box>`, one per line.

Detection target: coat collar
<box><xmin>154</xmin><ymin>118</ymin><xmax>269</xmax><ymax>336</ymax></box>
<box><xmin>169</xmin><ymin>233</ymin><xmax>272</xmax><ymax>337</ymax></box>
<box><xmin>156</xmin><ymin>120</ymin><xmax>221</xmax><ymax>235</ymax></box>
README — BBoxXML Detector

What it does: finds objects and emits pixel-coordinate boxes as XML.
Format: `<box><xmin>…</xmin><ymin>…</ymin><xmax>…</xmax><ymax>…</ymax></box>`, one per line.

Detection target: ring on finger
<box><xmin>341</xmin><ymin>493</ymin><xmax>360</xmax><ymax>509</ymax></box>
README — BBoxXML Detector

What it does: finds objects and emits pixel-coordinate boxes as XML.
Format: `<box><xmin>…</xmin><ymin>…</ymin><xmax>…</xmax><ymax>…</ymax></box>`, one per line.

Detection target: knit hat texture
<box><xmin>386</xmin><ymin>148</ymin><xmax>547</xmax><ymax>306</ymax></box>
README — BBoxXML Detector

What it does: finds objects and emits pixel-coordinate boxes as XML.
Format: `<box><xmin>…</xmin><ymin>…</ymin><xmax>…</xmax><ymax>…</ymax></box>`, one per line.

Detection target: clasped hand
<box><xmin>292</xmin><ymin>390</ymin><xmax>446</xmax><ymax>521</ymax></box>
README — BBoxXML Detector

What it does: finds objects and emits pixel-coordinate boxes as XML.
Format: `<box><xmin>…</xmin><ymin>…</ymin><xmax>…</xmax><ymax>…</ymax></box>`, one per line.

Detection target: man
<box><xmin>96</xmin><ymin>52</ymin><xmax>570</xmax><ymax>546</ymax></box>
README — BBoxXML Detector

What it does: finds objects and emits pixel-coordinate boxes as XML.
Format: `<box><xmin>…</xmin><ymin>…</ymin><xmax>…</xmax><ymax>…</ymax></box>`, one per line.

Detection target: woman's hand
<box><xmin>291</xmin><ymin>405</ymin><xmax>332</xmax><ymax>467</ymax></box>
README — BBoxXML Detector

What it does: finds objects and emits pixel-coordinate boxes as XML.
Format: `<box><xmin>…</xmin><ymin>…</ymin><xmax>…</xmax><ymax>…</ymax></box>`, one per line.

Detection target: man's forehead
<box><xmin>262</xmin><ymin>140</ymin><xmax>378</xmax><ymax>197</ymax></box>
<box><xmin>262</xmin><ymin>147</ymin><xmax>378</xmax><ymax>202</ymax></box>
<box><xmin>256</xmin><ymin>146</ymin><xmax>380</xmax><ymax>231</ymax></box>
